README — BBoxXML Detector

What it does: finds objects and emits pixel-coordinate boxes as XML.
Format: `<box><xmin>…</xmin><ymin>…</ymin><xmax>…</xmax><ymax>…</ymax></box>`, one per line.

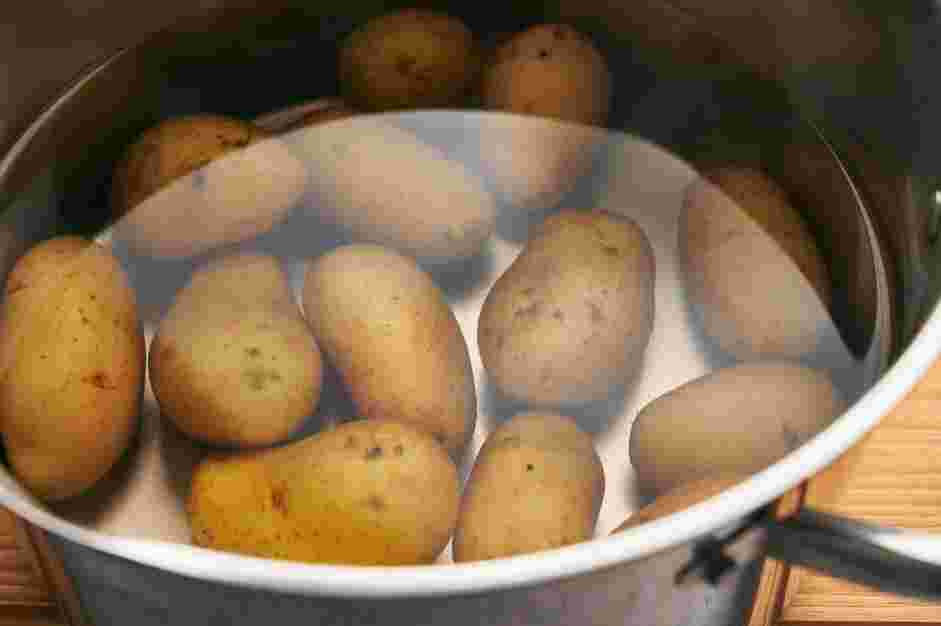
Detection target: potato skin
<box><xmin>188</xmin><ymin>418</ymin><xmax>460</xmax><ymax>565</ymax></box>
<box><xmin>482</xmin><ymin>24</ymin><xmax>611</xmax><ymax>126</ymax></box>
<box><xmin>0</xmin><ymin>236</ymin><xmax>144</xmax><ymax>501</ymax></box>
<box><xmin>630</xmin><ymin>362</ymin><xmax>846</xmax><ymax>495</ymax></box>
<box><xmin>302</xmin><ymin>244</ymin><xmax>476</xmax><ymax>455</ymax></box>
<box><xmin>295</xmin><ymin>118</ymin><xmax>496</xmax><ymax>264</ymax></box>
<box><xmin>111</xmin><ymin>114</ymin><xmax>308</xmax><ymax>258</ymax></box>
<box><xmin>478</xmin><ymin>209</ymin><xmax>655</xmax><ymax>406</ymax></box>
<box><xmin>453</xmin><ymin>413</ymin><xmax>604</xmax><ymax>562</ymax></box>
<box><xmin>150</xmin><ymin>254</ymin><xmax>322</xmax><ymax>448</ymax></box>
<box><xmin>613</xmin><ymin>475</ymin><xmax>746</xmax><ymax>532</ymax></box>
<box><xmin>339</xmin><ymin>9</ymin><xmax>479</xmax><ymax>111</ymax></box>
<box><xmin>680</xmin><ymin>166</ymin><xmax>833</xmax><ymax>361</ymax></box>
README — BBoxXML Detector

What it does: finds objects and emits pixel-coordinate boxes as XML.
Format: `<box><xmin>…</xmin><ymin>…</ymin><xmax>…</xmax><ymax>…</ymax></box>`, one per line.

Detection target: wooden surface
<box><xmin>749</xmin><ymin>358</ymin><xmax>941</xmax><ymax>625</ymax></box>
<box><xmin>0</xmin><ymin>507</ymin><xmax>83</xmax><ymax>626</ymax></box>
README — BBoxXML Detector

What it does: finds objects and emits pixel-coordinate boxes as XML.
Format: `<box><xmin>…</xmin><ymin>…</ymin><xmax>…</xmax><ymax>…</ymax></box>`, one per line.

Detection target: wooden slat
<box><xmin>749</xmin><ymin>358</ymin><xmax>941</xmax><ymax>625</ymax></box>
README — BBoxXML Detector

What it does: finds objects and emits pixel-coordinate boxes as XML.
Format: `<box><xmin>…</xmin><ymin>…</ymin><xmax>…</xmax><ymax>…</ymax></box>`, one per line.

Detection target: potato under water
<box><xmin>0</xmin><ymin>7</ymin><xmax>888</xmax><ymax>568</ymax></box>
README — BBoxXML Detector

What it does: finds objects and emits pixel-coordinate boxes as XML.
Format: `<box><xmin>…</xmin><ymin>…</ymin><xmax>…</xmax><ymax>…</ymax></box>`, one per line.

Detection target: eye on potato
<box><xmin>630</xmin><ymin>362</ymin><xmax>846</xmax><ymax>495</ymax></box>
<box><xmin>111</xmin><ymin>114</ymin><xmax>308</xmax><ymax>259</ymax></box>
<box><xmin>453</xmin><ymin>412</ymin><xmax>604</xmax><ymax>562</ymax></box>
<box><xmin>339</xmin><ymin>8</ymin><xmax>479</xmax><ymax>112</ymax></box>
<box><xmin>302</xmin><ymin>244</ymin><xmax>476</xmax><ymax>456</ymax></box>
<box><xmin>680</xmin><ymin>166</ymin><xmax>834</xmax><ymax>361</ymax></box>
<box><xmin>149</xmin><ymin>253</ymin><xmax>322</xmax><ymax>448</ymax></box>
<box><xmin>188</xmin><ymin>418</ymin><xmax>460</xmax><ymax>565</ymax></box>
<box><xmin>0</xmin><ymin>236</ymin><xmax>145</xmax><ymax>501</ymax></box>
<box><xmin>478</xmin><ymin>209</ymin><xmax>655</xmax><ymax>406</ymax></box>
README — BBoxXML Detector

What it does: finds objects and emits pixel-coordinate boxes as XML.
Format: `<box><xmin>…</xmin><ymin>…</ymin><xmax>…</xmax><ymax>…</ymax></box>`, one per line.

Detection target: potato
<box><xmin>476</xmin><ymin>24</ymin><xmax>611</xmax><ymax>212</ymax></box>
<box><xmin>293</xmin><ymin>117</ymin><xmax>496</xmax><ymax>264</ymax></box>
<box><xmin>302</xmin><ymin>244</ymin><xmax>476</xmax><ymax>455</ymax></box>
<box><xmin>453</xmin><ymin>412</ymin><xmax>604</xmax><ymax>562</ymax></box>
<box><xmin>189</xmin><ymin>418</ymin><xmax>460</xmax><ymax>565</ymax></box>
<box><xmin>613</xmin><ymin>475</ymin><xmax>746</xmax><ymax>532</ymax></box>
<box><xmin>111</xmin><ymin>114</ymin><xmax>308</xmax><ymax>258</ymax></box>
<box><xmin>482</xmin><ymin>24</ymin><xmax>611</xmax><ymax>127</ymax></box>
<box><xmin>478</xmin><ymin>209</ymin><xmax>655</xmax><ymax>406</ymax></box>
<box><xmin>0</xmin><ymin>236</ymin><xmax>144</xmax><ymax>501</ymax></box>
<box><xmin>339</xmin><ymin>9</ymin><xmax>479</xmax><ymax>112</ymax></box>
<box><xmin>630</xmin><ymin>362</ymin><xmax>846</xmax><ymax>495</ymax></box>
<box><xmin>150</xmin><ymin>253</ymin><xmax>322</xmax><ymax>447</ymax></box>
<box><xmin>680</xmin><ymin>166</ymin><xmax>834</xmax><ymax>361</ymax></box>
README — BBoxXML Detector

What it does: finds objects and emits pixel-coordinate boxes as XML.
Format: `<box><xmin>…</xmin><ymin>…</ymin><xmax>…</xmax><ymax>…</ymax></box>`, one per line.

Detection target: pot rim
<box><xmin>0</xmin><ymin>45</ymin><xmax>933</xmax><ymax>599</ymax></box>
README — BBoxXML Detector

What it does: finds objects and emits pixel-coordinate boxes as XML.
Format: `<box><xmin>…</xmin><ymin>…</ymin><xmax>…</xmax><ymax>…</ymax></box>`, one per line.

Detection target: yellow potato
<box><xmin>293</xmin><ymin>117</ymin><xmax>496</xmax><ymax>264</ymax></box>
<box><xmin>478</xmin><ymin>209</ymin><xmax>655</xmax><ymax>406</ymax></box>
<box><xmin>680</xmin><ymin>166</ymin><xmax>834</xmax><ymax>361</ymax></box>
<box><xmin>150</xmin><ymin>253</ymin><xmax>322</xmax><ymax>447</ymax></box>
<box><xmin>339</xmin><ymin>9</ymin><xmax>479</xmax><ymax>111</ymax></box>
<box><xmin>111</xmin><ymin>114</ymin><xmax>308</xmax><ymax>258</ymax></box>
<box><xmin>188</xmin><ymin>418</ymin><xmax>460</xmax><ymax>565</ymax></box>
<box><xmin>302</xmin><ymin>244</ymin><xmax>476</xmax><ymax>455</ymax></box>
<box><xmin>453</xmin><ymin>413</ymin><xmax>604</xmax><ymax>562</ymax></box>
<box><xmin>613</xmin><ymin>475</ymin><xmax>746</xmax><ymax>532</ymax></box>
<box><xmin>477</xmin><ymin>24</ymin><xmax>611</xmax><ymax>212</ymax></box>
<box><xmin>0</xmin><ymin>236</ymin><xmax>144</xmax><ymax>501</ymax></box>
<box><xmin>630</xmin><ymin>362</ymin><xmax>846</xmax><ymax>495</ymax></box>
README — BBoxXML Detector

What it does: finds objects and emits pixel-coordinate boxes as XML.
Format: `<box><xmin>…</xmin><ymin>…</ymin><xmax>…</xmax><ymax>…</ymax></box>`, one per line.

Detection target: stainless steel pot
<box><xmin>0</xmin><ymin>2</ymin><xmax>940</xmax><ymax>624</ymax></box>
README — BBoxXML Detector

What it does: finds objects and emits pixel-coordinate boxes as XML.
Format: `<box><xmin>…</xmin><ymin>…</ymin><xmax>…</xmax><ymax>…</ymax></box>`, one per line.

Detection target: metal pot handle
<box><xmin>679</xmin><ymin>507</ymin><xmax>941</xmax><ymax>601</ymax></box>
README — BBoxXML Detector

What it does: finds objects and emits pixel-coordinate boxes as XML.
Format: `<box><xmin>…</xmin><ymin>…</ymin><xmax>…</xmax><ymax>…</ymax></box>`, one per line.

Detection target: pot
<box><xmin>0</xmin><ymin>1</ymin><xmax>939</xmax><ymax>624</ymax></box>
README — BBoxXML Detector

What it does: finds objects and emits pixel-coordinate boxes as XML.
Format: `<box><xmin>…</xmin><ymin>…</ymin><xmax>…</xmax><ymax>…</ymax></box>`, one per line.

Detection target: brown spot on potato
<box><xmin>552</xmin><ymin>309</ymin><xmax>564</xmax><ymax>321</ymax></box>
<box><xmin>515</xmin><ymin>301</ymin><xmax>543</xmax><ymax>319</ymax></box>
<box><xmin>393</xmin><ymin>444</ymin><xmax>405</xmax><ymax>456</ymax></box>
<box><xmin>588</xmin><ymin>302</ymin><xmax>604</xmax><ymax>323</ymax></box>
<box><xmin>553</xmin><ymin>27</ymin><xmax>567</xmax><ymax>40</ymax></box>
<box><xmin>245</xmin><ymin>347</ymin><xmax>262</xmax><ymax>358</ymax></box>
<box><xmin>603</xmin><ymin>245</ymin><xmax>620</xmax><ymax>257</ymax></box>
<box><xmin>396</xmin><ymin>55</ymin><xmax>417</xmax><ymax>75</ymax></box>
<box><xmin>271</xmin><ymin>485</ymin><xmax>288</xmax><ymax>513</ymax></box>
<box><xmin>365</xmin><ymin>446</ymin><xmax>383</xmax><ymax>460</ymax></box>
<box><xmin>522</xmin><ymin>287</ymin><xmax>535</xmax><ymax>296</ymax></box>
<box><xmin>538</xmin><ymin>49</ymin><xmax>550</xmax><ymax>59</ymax></box>
<box><xmin>345</xmin><ymin>436</ymin><xmax>358</xmax><ymax>449</ymax></box>
<box><xmin>367</xmin><ymin>494</ymin><xmax>386</xmax><ymax>511</ymax></box>
<box><xmin>85</xmin><ymin>372</ymin><xmax>115</xmax><ymax>390</ymax></box>
<box><xmin>243</xmin><ymin>368</ymin><xmax>280</xmax><ymax>390</ymax></box>
<box><xmin>526</xmin><ymin>464</ymin><xmax>535</xmax><ymax>471</ymax></box>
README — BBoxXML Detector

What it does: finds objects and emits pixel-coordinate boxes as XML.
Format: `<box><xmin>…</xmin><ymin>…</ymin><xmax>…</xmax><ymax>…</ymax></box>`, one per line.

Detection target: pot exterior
<box><xmin>51</xmin><ymin>534</ymin><xmax>760</xmax><ymax>626</ymax></box>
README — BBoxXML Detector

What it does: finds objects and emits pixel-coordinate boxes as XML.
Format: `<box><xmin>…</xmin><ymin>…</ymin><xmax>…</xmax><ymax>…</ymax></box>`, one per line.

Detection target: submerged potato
<box><xmin>478</xmin><ymin>209</ymin><xmax>655</xmax><ymax>406</ymax></box>
<box><xmin>339</xmin><ymin>9</ymin><xmax>479</xmax><ymax>111</ymax></box>
<box><xmin>476</xmin><ymin>24</ymin><xmax>610</xmax><ymax>213</ymax></box>
<box><xmin>680</xmin><ymin>166</ymin><xmax>834</xmax><ymax>361</ymax></box>
<box><xmin>189</xmin><ymin>419</ymin><xmax>460</xmax><ymax>565</ymax></box>
<box><xmin>294</xmin><ymin>118</ymin><xmax>496</xmax><ymax>265</ymax></box>
<box><xmin>630</xmin><ymin>362</ymin><xmax>846</xmax><ymax>495</ymax></box>
<box><xmin>150</xmin><ymin>253</ymin><xmax>322</xmax><ymax>447</ymax></box>
<box><xmin>111</xmin><ymin>114</ymin><xmax>308</xmax><ymax>258</ymax></box>
<box><xmin>614</xmin><ymin>475</ymin><xmax>746</xmax><ymax>532</ymax></box>
<box><xmin>453</xmin><ymin>413</ymin><xmax>604</xmax><ymax>562</ymax></box>
<box><xmin>303</xmin><ymin>244</ymin><xmax>476</xmax><ymax>455</ymax></box>
<box><xmin>0</xmin><ymin>237</ymin><xmax>144</xmax><ymax>501</ymax></box>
